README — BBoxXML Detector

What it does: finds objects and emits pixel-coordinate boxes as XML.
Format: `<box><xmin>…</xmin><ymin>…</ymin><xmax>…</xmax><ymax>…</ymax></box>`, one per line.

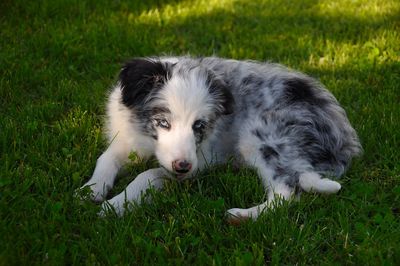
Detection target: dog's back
<box><xmin>195</xmin><ymin>57</ymin><xmax>362</xmax><ymax>176</ymax></box>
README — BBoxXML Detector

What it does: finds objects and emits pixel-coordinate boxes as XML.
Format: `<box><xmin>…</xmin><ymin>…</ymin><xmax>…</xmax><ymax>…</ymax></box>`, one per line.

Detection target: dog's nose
<box><xmin>172</xmin><ymin>160</ymin><xmax>192</xmax><ymax>174</ymax></box>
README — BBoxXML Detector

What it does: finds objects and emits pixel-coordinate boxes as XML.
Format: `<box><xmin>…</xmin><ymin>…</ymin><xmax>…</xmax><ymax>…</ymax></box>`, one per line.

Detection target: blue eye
<box><xmin>193</xmin><ymin>120</ymin><xmax>206</xmax><ymax>131</ymax></box>
<box><xmin>157</xmin><ymin>119</ymin><xmax>170</xmax><ymax>129</ymax></box>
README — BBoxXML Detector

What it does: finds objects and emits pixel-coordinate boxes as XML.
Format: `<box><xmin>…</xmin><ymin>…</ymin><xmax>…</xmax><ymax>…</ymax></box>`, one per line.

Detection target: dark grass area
<box><xmin>1</xmin><ymin>0</ymin><xmax>399</xmax><ymax>264</ymax></box>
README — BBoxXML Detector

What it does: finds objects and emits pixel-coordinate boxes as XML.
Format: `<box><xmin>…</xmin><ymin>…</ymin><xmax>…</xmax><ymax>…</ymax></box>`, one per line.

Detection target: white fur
<box><xmin>152</xmin><ymin>70</ymin><xmax>215</xmax><ymax>174</ymax></box>
<box><xmin>299</xmin><ymin>172</ymin><xmax>341</xmax><ymax>194</ymax></box>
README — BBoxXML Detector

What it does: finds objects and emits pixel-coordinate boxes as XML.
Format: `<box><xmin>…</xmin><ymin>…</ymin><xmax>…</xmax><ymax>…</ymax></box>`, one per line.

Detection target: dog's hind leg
<box><xmin>227</xmin><ymin>126</ymin><xmax>297</xmax><ymax>223</ymax></box>
<box><xmin>299</xmin><ymin>172</ymin><xmax>341</xmax><ymax>194</ymax></box>
<box><xmin>226</xmin><ymin>162</ymin><xmax>295</xmax><ymax>223</ymax></box>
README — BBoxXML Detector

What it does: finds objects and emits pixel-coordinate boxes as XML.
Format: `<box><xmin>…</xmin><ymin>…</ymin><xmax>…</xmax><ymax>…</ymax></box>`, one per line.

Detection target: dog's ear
<box><xmin>119</xmin><ymin>58</ymin><xmax>171</xmax><ymax>108</ymax></box>
<box><xmin>207</xmin><ymin>74</ymin><xmax>235</xmax><ymax>115</ymax></box>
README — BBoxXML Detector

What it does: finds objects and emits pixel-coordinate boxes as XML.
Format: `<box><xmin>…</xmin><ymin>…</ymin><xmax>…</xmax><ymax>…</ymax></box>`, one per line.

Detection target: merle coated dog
<box><xmin>80</xmin><ymin>56</ymin><xmax>362</xmax><ymax>222</ymax></box>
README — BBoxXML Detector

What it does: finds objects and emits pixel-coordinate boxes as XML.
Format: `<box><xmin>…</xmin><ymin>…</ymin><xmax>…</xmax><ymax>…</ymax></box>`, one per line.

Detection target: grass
<box><xmin>1</xmin><ymin>0</ymin><xmax>399</xmax><ymax>264</ymax></box>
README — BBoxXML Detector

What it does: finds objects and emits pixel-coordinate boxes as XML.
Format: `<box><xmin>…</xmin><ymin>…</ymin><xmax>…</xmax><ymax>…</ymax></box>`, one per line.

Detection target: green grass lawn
<box><xmin>1</xmin><ymin>0</ymin><xmax>399</xmax><ymax>264</ymax></box>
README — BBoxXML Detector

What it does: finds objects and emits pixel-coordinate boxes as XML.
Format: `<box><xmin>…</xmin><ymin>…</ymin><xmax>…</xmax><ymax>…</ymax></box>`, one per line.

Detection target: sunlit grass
<box><xmin>316</xmin><ymin>0</ymin><xmax>400</xmax><ymax>17</ymax></box>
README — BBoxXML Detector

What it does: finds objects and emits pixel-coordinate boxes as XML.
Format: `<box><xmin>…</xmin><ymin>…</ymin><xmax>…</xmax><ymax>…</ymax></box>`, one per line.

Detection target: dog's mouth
<box><xmin>160</xmin><ymin>166</ymin><xmax>190</xmax><ymax>181</ymax></box>
<box><xmin>173</xmin><ymin>169</ymin><xmax>190</xmax><ymax>181</ymax></box>
<box><xmin>175</xmin><ymin>168</ymin><xmax>190</xmax><ymax>174</ymax></box>
<box><xmin>175</xmin><ymin>173</ymin><xmax>187</xmax><ymax>180</ymax></box>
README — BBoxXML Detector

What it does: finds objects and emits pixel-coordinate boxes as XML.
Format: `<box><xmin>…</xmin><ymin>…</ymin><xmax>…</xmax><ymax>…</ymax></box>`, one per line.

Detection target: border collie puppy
<box><xmin>80</xmin><ymin>56</ymin><xmax>362</xmax><ymax>222</ymax></box>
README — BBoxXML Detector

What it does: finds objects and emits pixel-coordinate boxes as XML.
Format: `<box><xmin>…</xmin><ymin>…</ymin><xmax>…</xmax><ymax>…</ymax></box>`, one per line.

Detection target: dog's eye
<box><xmin>157</xmin><ymin>119</ymin><xmax>170</xmax><ymax>129</ymax></box>
<box><xmin>193</xmin><ymin>120</ymin><xmax>206</xmax><ymax>131</ymax></box>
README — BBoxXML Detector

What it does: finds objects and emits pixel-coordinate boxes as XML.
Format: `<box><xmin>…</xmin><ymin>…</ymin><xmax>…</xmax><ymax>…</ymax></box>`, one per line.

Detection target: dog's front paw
<box><xmin>99</xmin><ymin>198</ymin><xmax>125</xmax><ymax>217</ymax></box>
<box><xmin>74</xmin><ymin>184</ymin><xmax>96</xmax><ymax>202</ymax></box>
<box><xmin>76</xmin><ymin>181</ymin><xmax>111</xmax><ymax>202</ymax></box>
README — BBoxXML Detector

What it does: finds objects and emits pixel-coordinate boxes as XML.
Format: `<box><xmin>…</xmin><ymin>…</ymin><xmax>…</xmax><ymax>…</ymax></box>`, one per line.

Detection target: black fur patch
<box><xmin>283</xmin><ymin>78</ymin><xmax>328</xmax><ymax>106</ymax></box>
<box><xmin>252</xmin><ymin>129</ymin><xmax>265</xmax><ymax>141</ymax></box>
<box><xmin>285</xmin><ymin>172</ymin><xmax>299</xmax><ymax>188</ymax></box>
<box><xmin>142</xmin><ymin>106</ymin><xmax>171</xmax><ymax>118</ymax></box>
<box><xmin>308</xmin><ymin>146</ymin><xmax>336</xmax><ymax>167</ymax></box>
<box><xmin>119</xmin><ymin>58</ymin><xmax>171</xmax><ymax>108</ymax></box>
<box><xmin>315</xmin><ymin>122</ymin><xmax>332</xmax><ymax>136</ymax></box>
<box><xmin>192</xmin><ymin>120</ymin><xmax>206</xmax><ymax>144</ymax></box>
<box><xmin>206</xmin><ymin>72</ymin><xmax>235</xmax><ymax>115</ymax></box>
<box><xmin>260</xmin><ymin>145</ymin><xmax>279</xmax><ymax>161</ymax></box>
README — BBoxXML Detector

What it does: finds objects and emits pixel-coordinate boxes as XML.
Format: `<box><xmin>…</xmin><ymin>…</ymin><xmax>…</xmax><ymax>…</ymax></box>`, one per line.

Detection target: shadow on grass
<box><xmin>0</xmin><ymin>0</ymin><xmax>188</xmax><ymax>20</ymax></box>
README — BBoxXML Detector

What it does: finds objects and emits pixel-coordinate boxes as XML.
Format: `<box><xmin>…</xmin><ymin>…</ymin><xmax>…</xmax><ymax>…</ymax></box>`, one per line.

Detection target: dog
<box><xmin>79</xmin><ymin>56</ymin><xmax>362</xmax><ymax>222</ymax></box>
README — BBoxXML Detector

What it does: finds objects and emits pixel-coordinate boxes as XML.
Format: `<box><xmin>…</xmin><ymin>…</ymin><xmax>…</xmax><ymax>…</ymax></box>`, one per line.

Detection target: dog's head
<box><xmin>119</xmin><ymin>58</ymin><xmax>234</xmax><ymax>178</ymax></box>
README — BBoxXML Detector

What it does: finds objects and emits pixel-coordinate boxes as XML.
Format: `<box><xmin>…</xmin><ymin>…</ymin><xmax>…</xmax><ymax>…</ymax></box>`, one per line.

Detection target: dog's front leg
<box><xmin>79</xmin><ymin>140</ymin><xmax>131</xmax><ymax>202</ymax></box>
<box><xmin>99</xmin><ymin>168</ymin><xmax>166</xmax><ymax>216</ymax></box>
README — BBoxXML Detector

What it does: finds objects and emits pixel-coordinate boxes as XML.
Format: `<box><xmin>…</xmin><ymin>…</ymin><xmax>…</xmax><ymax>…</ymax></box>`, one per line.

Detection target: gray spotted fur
<box><xmin>174</xmin><ymin>57</ymin><xmax>362</xmax><ymax>183</ymax></box>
